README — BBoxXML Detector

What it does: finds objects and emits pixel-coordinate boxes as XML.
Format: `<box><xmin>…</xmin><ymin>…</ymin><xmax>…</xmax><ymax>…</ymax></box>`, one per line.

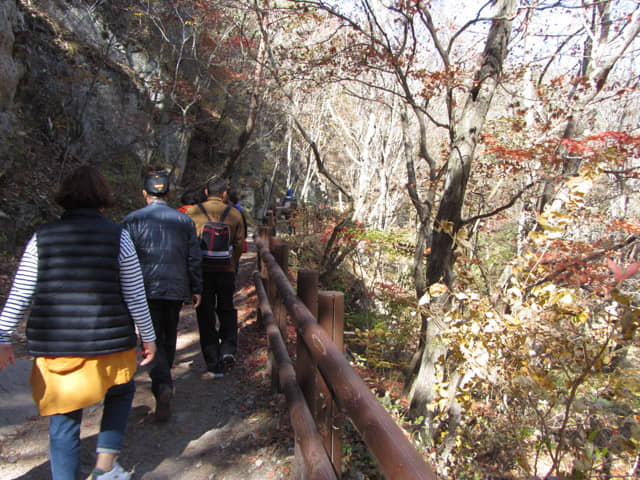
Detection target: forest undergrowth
<box><xmin>281</xmin><ymin>201</ymin><xmax>640</xmax><ymax>480</ymax></box>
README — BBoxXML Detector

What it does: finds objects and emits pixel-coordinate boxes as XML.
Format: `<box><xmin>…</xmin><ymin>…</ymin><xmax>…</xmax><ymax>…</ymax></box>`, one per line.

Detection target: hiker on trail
<box><xmin>122</xmin><ymin>170</ymin><xmax>202</xmax><ymax>422</ymax></box>
<box><xmin>281</xmin><ymin>188</ymin><xmax>297</xmax><ymax>217</ymax></box>
<box><xmin>186</xmin><ymin>175</ymin><xmax>244</xmax><ymax>378</ymax></box>
<box><xmin>178</xmin><ymin>185</ymin><xmax>207</xmax><ymax>214</ymax></box>
<box><xmin>0</xmin><ymin>165</ymin><xmax>157</xmax><ymax>480</ymax></box>
<box><xmin>280</xmin><ymin>188</ymin><xmax>297</xmax><ymax>233</ymax></box>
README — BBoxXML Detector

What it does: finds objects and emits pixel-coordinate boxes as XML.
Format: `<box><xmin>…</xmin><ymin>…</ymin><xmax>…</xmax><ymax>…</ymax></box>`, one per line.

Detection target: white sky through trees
<box><xmin>326</xmin><ymin>0</ymin><xmax>639</xmax><ymax>75</ymax></box>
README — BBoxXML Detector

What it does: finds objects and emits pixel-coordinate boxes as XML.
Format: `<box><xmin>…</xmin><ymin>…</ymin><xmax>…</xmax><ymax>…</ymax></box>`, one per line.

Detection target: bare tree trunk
<box><xmin>221</xmin><ymin>32</ymin><xmax>266</xmax><ymax>178</ymax></box>
<box><xmin>537</xmin><ymin>3</ymin><xmax>640</xmax><ymax>215</ymax></box>
<box><xmin>262</xmin><ymin>155</ymin><xmax>280</xmax><ymax>219</ymax></box>
<box><xmin>426</xmin><ymin>0</ymin><xmax>517</xmax><ymax>288</ymax></box>
<box><xmin>407</xmin><ymin>321</ymin><xmax>442</xmax><ymax>429</ymax></box>
<box><xmin>301</xmin><ymin>150</ymin><xmax>315</xmax><ymax>203</ymax></box>
<box><xmin>401</xmin><ymin>106</ymin><xmax>432</xmax><ymax>390</ymax></box>
<box><xmin>410</xmin><ymin>0</ymin><xmax>518</xmax><ymax>420</ymax></box>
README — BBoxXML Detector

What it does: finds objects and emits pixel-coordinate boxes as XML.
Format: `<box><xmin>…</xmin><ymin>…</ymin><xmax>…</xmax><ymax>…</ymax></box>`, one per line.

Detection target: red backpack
<box><xmin>197</xmin><ymin>203</ymin><xmax>233</xmax><ymax>270</ymax></box>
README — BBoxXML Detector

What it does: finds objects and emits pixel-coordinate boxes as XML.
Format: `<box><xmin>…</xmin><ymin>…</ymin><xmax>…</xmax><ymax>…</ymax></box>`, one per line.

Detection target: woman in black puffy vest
<box><xmin>0</xmin><ymin>166</ymin><xmax>157</xmax><ymax>480</ymax></box>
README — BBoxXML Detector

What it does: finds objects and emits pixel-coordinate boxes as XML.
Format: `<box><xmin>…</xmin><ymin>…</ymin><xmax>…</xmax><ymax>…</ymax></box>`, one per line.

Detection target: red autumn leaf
<box><xmin>607</xmin><ymin>258</ymin><xmax>623</xmax><ymax>283</ymax></box>
<box><xmin>607</xmin><ymin>258</ymin><xmax>640</xmax><ymax>284</ymax></box>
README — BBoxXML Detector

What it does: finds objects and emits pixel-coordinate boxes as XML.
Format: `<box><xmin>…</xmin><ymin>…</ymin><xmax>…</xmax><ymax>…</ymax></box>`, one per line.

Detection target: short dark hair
<box><xmin>55</xmin><ymin>165</ymin><xmax>115</xmax><ymax>209</ymax></box>
<box><xmin>180</xmin><ymin>186</ymin><xmax>207</xmax><ymax>205</ymax></box>
<box><xmin>206</xmin><ymin>176</ymin><xmax>227</xmax><ymax>197</ymax></box>
<box><xmin>227</xmin><ymin>188</ymin><xmax>240</xmax><ymax>204</ymax></box>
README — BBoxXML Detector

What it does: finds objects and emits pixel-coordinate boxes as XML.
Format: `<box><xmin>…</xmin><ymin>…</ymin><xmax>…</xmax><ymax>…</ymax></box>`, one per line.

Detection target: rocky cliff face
<box><xmin>0</xmin><ymin>1</ymin><xmax>21</xmax><ymax>111</ymax></box>
<box><xmin>0</xmin><ymin>0</ymin><xmax>196</xmax><ymax>252</ymax></box>
<box><xmin>0</xmin><ymin>0</ymin><xmax>268</xmax><ymax>255</ymax></box>
<box><xmin>0</xmin><ymin>0</ymin><xmax>23</xmax><ymax>250</ymax></box>
<box><xmin>24</xmin><ymin>0</ymin><xmax>192</xmax><ymax>173</ymax></box>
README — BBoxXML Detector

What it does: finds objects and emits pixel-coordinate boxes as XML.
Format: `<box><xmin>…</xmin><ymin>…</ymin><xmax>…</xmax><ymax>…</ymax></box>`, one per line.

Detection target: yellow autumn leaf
<box><xmin>566</xmin><ymin>176</ymin><xmax>593</xmax><ymax>195</ymax></box>
<box><xmin>528</xmin><ymin>230</ymin><xmax>549</xmax><ymax>245</ymax></box>
<box><xmin>551</xmin><ymin>291</ymin><xmax>583</xmax><ymax>314</ymax></box>
<box><xmin>504</xmin><ymin>314</ymin><xmax>523</xmax><ymax>326</ymax></box>
<box><xmin>456</xmin><ymin>227</ymin><xmax>469</xmax><ymax>240</ymax></box>
<box><xmin>429</xmin><ymin>283</ymin><xmax>449</xmax><ymax>297</ymax></box>
<box><xmin>536</xmin><ymin>214</ymin><xmax>566</xmax><ymax>232</ymax></box>
<box><xmin>436</xmin><ymin>220</ymin><xmax>455</xmax><ymax>236</ymax></box>
<box><xmin>576</xmin><ymin>311</ymin><xmax>589</xmax><ymax>323</ymax></box>
<box><xmin>454</xmin><ymin>227</ymin><xmax>473</xmax><ymax>249</ymax></box>
<box><xmin>534</xmin><ymin>373</ymin><xmax>556</xmax><ymax>391</ymax></box>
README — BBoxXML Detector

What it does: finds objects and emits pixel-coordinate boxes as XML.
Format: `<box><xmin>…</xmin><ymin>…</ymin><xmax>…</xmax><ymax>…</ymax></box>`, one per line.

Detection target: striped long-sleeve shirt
<box><xmin>0</xmin><ymin>230</ymin><xmax>156</xmax><ymax>345</ymax></box>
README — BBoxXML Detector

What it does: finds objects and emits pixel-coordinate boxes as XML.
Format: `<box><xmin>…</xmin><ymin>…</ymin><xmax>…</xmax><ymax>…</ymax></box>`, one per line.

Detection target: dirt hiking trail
<box><xmin>0</xmin><ymin>243</ymin><xmax>296</xmax><ymax>479</ymax></box>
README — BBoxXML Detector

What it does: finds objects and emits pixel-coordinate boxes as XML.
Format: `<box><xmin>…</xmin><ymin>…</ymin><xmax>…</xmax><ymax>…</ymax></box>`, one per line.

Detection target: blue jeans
<box><xmin>48</xmin><ymin>379</ymin><xmax>135</xmax><ymax>480</ymax></box>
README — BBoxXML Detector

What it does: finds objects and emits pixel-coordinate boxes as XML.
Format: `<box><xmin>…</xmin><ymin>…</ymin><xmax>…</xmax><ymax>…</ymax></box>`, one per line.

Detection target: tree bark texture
<box><xmin>410</xmin><ymin>0</ymin><xmax>518</xmax><ymax>421</ymax></box>
<box><xmin>222</xmin><ymin>32</ymin><xmax>266</xmax><ymax>179</ymax></box>
<box><xmin>426</xmin><ymin>0</ymin><xmax>517</xmax><ymax>288</ymax></box>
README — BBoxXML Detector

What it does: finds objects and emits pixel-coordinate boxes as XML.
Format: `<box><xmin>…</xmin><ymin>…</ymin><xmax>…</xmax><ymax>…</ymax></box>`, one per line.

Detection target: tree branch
<box><xmin>462</xmin><ymin>182</ymin><xmax>536</xmax><ymax>225</ymax></box>
<box><xmin>256</xmin><ymin>0</ymin><xmax>354</xmax><ymax>207</ymax></box>
<box><xmin>524</xmin><ymin>234</ymin><xmax>640</xmax><ymax>294</ymax></box>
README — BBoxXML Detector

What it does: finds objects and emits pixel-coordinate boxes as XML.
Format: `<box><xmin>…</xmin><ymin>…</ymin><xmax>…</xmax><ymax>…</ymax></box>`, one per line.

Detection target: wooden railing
<box><xmin>254</xmin><ymin>225</ymin><xmax>436</xmax><ymax>480</ymax></box>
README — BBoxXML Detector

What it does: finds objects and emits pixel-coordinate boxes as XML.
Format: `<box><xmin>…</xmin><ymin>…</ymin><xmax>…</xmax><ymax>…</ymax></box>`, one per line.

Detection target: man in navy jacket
<box><xmin>122</xmin><ymin>170</ymin><xmax>202</xmax><ymax>422</ymax></box>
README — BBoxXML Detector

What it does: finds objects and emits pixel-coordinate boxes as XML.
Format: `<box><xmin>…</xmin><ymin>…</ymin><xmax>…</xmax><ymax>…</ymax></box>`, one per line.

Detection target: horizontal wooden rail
<box><xmin>254</xmin><ymin>272</ymin><xmax>338</xmax><ymax>480</ymax></box>
<box><xmin>255</xmin><ymin>236</ymin><xmax>436</xmax><ymax>480</ymax></box>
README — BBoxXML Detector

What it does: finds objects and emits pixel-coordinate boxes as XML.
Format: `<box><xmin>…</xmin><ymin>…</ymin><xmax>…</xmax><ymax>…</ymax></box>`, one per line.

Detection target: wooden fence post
<box><xmin>317</xmin><ymin>291</ymin><xmax>345</xmax><ymax>478</ymax></box>
<box><xmin>296</xmin><ymin>270</ymin><xmax>319</xmax><ymax>413</ymax></box>
<box><xmin>295</xmin><ymin>269</ymin><xmax>319</xmax><ymax>478</ymax></box>
<box><xmin>254</xmin><ymin>272</ymin><xmax>338</xmax><ymax>480</ymax></box>
<box><xmin>257</xmin><ymin>225</ymin><xmax>271</xmax><ymax>309</ymax></box>
<box><xmin>274</xmin><ymin>242</ymin><xmax>290</xmax><ymax>345</ymax></box>
<box><xmin>267</xmin><ymin>238</ymin><xmax>281</xmax><ymax>304</ymax></box>
<box><xmin>266</xmin><ymin>237</ymin><xmax>281</xmax><ymax>393</ymax></box>
<box><xmin>266</xmin><ymin>210</ymin><xmax>276</xmax><ymax>234</ymax></box>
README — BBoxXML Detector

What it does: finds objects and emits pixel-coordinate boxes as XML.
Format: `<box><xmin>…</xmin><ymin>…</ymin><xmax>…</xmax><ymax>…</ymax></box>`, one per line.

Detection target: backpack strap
<box><xmin>197</xmin><ymin>203</ymin><xmax>212</xmax><ymax>222</ymax></box>
<box><xmin>220</xmin><ymin>205</ymin><xmax>232</xmax><ymax>224</ymax></box>
<box><xmin>198</xmin><ymin>203</ymin><xmax>232</xmax><ymax>223</ymax></box>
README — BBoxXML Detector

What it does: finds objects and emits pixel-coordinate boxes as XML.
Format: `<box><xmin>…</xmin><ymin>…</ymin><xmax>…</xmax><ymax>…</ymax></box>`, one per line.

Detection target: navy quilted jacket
<box><xmin>122</xmin><ymin>200</ymin><xmax>202</xmax><ymax>300</ymax></box>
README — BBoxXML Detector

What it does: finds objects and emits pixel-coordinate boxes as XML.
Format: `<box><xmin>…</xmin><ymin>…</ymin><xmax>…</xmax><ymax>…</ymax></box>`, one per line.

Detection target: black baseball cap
<box><xmin>144</xmin><ymin>171</ymin><xmax>170</xmax><ymax>195</ymax></box>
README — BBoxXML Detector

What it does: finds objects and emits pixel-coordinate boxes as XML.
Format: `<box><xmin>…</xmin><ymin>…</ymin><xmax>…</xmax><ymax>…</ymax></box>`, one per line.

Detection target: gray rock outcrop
<box><xmin>0</xmin><ymin>0</ymin><xmax>21</xmax><ymax>111</ymax></box>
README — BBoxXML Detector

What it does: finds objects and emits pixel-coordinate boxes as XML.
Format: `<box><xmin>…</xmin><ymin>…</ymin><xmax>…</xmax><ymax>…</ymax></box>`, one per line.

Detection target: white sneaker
<box><xmin>204</xmin><ymin>370</ymin><xmax>224</xmax><ymax>379</ymax></box>
<box><xmin>91</xmin><ymin>461</ymin><xmax>132</xmax><ymax>480</ymax></box>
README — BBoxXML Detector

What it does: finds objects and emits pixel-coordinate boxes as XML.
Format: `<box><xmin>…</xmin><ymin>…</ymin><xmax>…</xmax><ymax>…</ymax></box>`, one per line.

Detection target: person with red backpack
<box><xmin>186</xmin><ymin>176</ymin><xmax>244</xmax><ymax>378</ymax></box>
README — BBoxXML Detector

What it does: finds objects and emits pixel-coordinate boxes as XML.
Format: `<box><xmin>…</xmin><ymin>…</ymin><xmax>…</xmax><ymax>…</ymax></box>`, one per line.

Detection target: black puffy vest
<box><xmin>26</xmin><ymin>209</ymin><xmax>137</xmax><ymax>356</ymax></box>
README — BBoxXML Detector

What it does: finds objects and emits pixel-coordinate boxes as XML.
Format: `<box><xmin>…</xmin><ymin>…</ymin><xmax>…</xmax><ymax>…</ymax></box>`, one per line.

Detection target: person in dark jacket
<box><xmin>280</xmin><ymin>188</ymin><xmax>297</xmax><ymax>233</ymax></box>
<box><xmin>122</xmin><ymin>170</ymin><xmax>202</xmax><ymax>422</ymax></box>
<box><xmin>0</xmin><ymin>165</ymin><xmax>157</xmax><ymax>480</ymax></box>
